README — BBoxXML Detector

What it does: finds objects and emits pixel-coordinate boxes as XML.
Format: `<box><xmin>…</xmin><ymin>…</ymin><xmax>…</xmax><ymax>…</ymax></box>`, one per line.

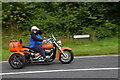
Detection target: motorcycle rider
<box><xmin>29</xmin><ymin>26</ymin><xmax>46</xmax><ymax>60</ymax></box>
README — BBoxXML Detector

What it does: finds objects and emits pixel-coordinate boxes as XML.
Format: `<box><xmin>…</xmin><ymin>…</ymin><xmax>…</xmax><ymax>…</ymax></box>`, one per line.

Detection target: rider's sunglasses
<box><xmin>33</xmin><ymin>29</ymin><xmax>37</xmax><ymax>31</ymax></box>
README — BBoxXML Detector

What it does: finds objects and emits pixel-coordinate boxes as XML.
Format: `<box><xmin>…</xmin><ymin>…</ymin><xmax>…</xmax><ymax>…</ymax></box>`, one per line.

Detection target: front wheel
<box><xmin>59</xmin><ymin>50</ymin><xmax>74</xmax><ymax>64</ymax></box>
<box><xmin>9</xmin><ymin>53</ymin><xmax>26</xmax><ymax>69</ymax></box>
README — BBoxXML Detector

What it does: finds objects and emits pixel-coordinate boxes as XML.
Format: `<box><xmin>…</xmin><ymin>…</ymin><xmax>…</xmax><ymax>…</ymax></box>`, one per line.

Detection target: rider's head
<box><xmin>31</xmin><ymin>26</ymin><xmax>39</xmax><ymax>34</ymax></box>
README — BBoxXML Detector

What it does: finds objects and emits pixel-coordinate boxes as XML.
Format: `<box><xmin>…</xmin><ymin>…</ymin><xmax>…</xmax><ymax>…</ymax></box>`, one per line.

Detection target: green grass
<box><xmin>62</xmin><ymin>37</ymin><xmax>118</xmax><ymax>56</ymax></box>
<box><xmin>2</xmin><ymin>36</ymin><xmax>118</xmax><ymax>61</ymax></box>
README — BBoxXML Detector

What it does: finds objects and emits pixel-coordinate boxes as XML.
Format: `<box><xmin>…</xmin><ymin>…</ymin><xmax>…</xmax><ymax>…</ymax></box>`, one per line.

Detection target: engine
<box><xmin>45</xmin><ymin>49</ymin><xmax>53</xmax><ymax>55</ymax></box>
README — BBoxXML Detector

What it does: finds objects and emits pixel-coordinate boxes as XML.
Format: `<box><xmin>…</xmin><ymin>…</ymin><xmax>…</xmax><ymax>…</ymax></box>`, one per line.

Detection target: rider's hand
<box><xmin>43</xmin><ymin>40</ymin><xmax>46</xmax><ymax>43</ymax></box>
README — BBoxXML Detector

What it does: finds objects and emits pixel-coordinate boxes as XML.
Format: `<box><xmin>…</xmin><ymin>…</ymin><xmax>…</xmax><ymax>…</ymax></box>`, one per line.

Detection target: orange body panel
<box><xmin>20</xmin><ymin>48</ymin><xmax>30</xmax><ymax>54</ymax></box>
<box><xmin>34</xmin><ymin>53</ymin><xmax>40</xmax><ymax>57</ymax></box>
<box><xmin>42</xmin><ymin>43</ymin><xmax>53</xmax><ymax>49</ymax></box>
<box><xmin>57</xmin><ymin>47</ymin><xmax>72</xmax><ymax>60</ymax></box>
<box><xmin>21</xmin><ymin>48</ymin><xmax>40</xmax><ymax>57</ymax></box>
<box><xmin>21</xmin><ymin>48</ymin><xmax>29</xmax><ymax>51</ymax></box>
<box><xmin>8</xmin><ymin>52</ymin><xmax>25</xmax><ymax>62</ymax></box>
<box><xmin>9</xmin><ymin>42</ymin><xmax>22</xmax><ymax>52</ymax></box>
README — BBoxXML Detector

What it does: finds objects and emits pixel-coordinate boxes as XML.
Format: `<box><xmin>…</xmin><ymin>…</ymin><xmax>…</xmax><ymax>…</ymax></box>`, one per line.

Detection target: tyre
<box><xmin>9</xmin><ymin>53</ymin><xmax>26</xmax><ymax>69</ymax></box>
<box><xmin>59</xmin><ymin>50</ymin><xmax>74</xmax><ymax>64</ymax></box>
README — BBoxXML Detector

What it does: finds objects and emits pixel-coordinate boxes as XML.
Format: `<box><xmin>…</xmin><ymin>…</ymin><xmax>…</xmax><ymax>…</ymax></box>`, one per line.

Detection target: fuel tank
<box><xmin>42</xmin><ymin>43</ymin><xmax>53</xmax><ymax>49</ymax></box>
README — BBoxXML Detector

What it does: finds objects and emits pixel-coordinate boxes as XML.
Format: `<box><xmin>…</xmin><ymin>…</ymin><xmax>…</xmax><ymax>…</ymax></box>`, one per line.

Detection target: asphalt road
<box><xmin>1</xmin><ymin>55</ymin><xmax>119</xmax><ymax>78</ymax></box>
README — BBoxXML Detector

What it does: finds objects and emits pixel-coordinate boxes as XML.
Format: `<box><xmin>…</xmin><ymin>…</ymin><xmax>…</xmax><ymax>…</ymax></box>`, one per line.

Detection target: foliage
<box><xmin>2</xmin><ymin>2</ymin><xmax>119</xmax><ymax>39</ymax></box>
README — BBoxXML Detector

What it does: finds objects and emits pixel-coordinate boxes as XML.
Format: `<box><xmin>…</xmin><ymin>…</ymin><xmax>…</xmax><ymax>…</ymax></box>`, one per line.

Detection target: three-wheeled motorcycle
<box><xmin>8</xmin><ymin>34</ymin><xmax>74</xmax><ymax>69</ymax></box>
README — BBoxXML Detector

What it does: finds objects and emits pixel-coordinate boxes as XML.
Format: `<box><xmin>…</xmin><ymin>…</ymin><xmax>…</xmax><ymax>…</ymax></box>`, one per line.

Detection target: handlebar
<box><xmin>44</xmin><ymin>34</ymin><xmax>56</xmax><ymax>43</ymax></box>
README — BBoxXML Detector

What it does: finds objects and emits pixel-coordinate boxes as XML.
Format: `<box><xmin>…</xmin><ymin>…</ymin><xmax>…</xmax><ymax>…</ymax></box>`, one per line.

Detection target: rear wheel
<box><xmin>59</xmin><ymin>50</ymin><xmax>74</xmax><ymax>64</ymax></box>
<box><xmin>9</xmin><ymin>53</ymin><xmax>26</xmax><ymax>69</ymax></box>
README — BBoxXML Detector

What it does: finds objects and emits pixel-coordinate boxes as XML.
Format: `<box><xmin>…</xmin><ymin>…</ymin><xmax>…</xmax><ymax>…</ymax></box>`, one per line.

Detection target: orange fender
<box><xmin>20</xmin><ymin>48</ymin><xmax>30</xmax><ymax>54</ymax></box>
<box><xmin>8</xmin><ymin>52</ymin><xmax>25</xmax><ymax>62</ymax></box>
<box><xmin>57</xmin><ymin>47</ymin><xmax>72</xmax><ymax>60</ymax></box>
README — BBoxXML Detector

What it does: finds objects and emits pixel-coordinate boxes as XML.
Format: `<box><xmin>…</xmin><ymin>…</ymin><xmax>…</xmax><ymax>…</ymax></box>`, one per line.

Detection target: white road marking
<box><xmin>1</xmin><ymin>55</ymin><xmax>119</xmax><ymax>63</ymax></box>
<box><xmin>1</xmin><ymin>67</ymin><xmax>120</xmax><ymax>76</ymax></box>
<box><xmin>74</xmin><ymin>55</ymin><xmax>119</xmax><ymax>58</ymax></box>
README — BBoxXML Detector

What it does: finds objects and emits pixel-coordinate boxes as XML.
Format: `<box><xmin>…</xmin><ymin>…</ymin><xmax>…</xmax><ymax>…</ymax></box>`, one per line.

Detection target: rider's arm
<box><xmin>37</xmin><ymin>30</ymin><xmax>43</xmax><ymax>35</ymax></box>
<box><xmin>31</xmin><ymin>32</ymin><xmax>43</xmax><ymax>42</ymax></box>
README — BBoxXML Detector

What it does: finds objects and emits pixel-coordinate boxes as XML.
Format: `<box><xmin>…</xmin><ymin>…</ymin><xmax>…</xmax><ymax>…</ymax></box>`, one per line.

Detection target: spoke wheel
<box><xmin>59</xmin><ymin>50</ymin><xmax>74</xmax><ymax>64</ymax></box>
<box><xmin>9</xmin><ymin>53</ymin><xmax>26</xmax><ymax>69</ymax></box>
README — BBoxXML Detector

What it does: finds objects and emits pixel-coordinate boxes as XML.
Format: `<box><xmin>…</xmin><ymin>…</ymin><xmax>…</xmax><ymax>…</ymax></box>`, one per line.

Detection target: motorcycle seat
<box><xmin>22</xmin><ymin>46</ymin><xmax>31</xmax><ymax>49</ymax></box>
<box><xmin>22</xmin><ymin>46</ymin><xmax>36</xmax><ymax>53</ymax></box>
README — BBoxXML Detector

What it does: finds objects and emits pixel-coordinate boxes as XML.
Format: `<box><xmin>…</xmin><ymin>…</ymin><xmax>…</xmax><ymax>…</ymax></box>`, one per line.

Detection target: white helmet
<box><xmin>31</xmin><ymin>26</ymin><xmax>39</xmax><ymax>31</ymax></box>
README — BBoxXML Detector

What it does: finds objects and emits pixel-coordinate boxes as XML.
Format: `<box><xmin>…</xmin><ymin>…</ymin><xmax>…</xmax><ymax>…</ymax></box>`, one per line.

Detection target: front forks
<box><xmin>58</xmin><ymin>47</ymin><xmax>67</xmax><ymax>58</ymax></box>
<box><xmin>54</xmin><ymin>42</ymin><xmax>67</xmax><ymax>58</ymax></box>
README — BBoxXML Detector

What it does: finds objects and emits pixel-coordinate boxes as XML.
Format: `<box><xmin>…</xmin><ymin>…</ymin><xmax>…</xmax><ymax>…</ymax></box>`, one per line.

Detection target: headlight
<box><xmin>57</xmin><ymin>40</ymin><xmax>62</xmax><ymax>46</ymax></box>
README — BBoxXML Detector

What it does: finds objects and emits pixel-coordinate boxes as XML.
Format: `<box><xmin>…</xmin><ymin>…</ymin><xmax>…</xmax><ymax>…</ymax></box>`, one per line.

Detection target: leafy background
<box><xmin>2</xmin><ymin>2</ymin><xmax>119</xmax><ymax>38</ymax></box>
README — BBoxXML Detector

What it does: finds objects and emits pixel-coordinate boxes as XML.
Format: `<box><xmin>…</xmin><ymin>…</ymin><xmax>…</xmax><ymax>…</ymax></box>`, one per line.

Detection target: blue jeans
<box><xmin>31</xmin><ymin>45</ymin><xmax>46</xmax><ymax>58</ymax></box>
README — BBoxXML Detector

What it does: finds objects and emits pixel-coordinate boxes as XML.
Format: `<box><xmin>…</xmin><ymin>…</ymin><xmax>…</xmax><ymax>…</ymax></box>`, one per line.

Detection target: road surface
<box><xmin>1</xmin><ymin>55</ymin><xmax>119</xmax><ymax>78</ymax></box>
